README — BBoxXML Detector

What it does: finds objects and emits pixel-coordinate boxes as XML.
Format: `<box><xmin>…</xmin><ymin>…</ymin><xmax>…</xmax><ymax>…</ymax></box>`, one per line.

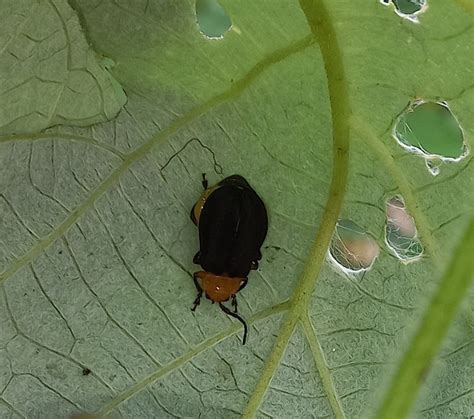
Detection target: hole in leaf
<box><xmin>328</xmin><ymin>220</ymin><xmax>380</xmax><ymax>274</ymax></box>
<box><xmin>195</xmin><ymin>0</ymin><xmax>232</xmax><ymax>39</ymax></box>
<box><xmin>385</xmin><ymin>196</ymin><xmax>423</xmax><ymax>262</ymax></box>
<box><xmin>393</xmin><ymin>100</ymin><xmax>468</xmax><ymax>175</ymax></box>
<box><xmin>380</xmin><ymin>0</ymin><xmax>427</xmax><ymax>23</ymax></box>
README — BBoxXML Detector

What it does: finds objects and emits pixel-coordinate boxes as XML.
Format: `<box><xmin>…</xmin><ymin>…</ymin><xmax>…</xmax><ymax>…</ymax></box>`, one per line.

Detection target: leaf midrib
<box><xmin>243</xmin><ymin>0</ymin><xmax>350</xmax><ymax>416</ymax></box>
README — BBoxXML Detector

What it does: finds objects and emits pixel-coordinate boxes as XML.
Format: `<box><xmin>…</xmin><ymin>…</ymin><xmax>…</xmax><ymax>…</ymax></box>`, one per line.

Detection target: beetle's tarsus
<box><xmin>191</xmin><ymin>292</ymin><xmax>202</xmax><ymax>311</ymax></box>
<box><xmin>201</xmin><ymin>173</ymin><xmax>208</xmax><ymax>190</ymax></box>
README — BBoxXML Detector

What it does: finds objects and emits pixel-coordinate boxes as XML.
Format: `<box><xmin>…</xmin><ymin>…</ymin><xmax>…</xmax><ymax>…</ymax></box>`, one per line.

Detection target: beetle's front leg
<box><xmin>231</xmin><ymin>279</ymin><xmax>248</xmax><ymax>312</ymax></box>
<box><xmin>192</xmin><ymin>292</ymin><xmax>202</xmax><ymax>311</ymax></box>
<box><xmin>191</xmin><ymin>273</ymin><xmax>203</xmax><ymax>311</ymax></box>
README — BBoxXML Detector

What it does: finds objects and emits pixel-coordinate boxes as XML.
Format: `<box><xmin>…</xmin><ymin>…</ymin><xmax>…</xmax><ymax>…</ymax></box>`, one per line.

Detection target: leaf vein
<box><xmin>302</xmin><ymin>313</ymin><xmax>345</xmax><ymax>419</ymax></box>
<box><xmin>0</xmin><ymin>34</ymin><xmax>315</xmax><ymax>287</ymax></box>
<box><xmin>96</xmin><ymin>302</ymin><xmax>289</xmax><ymax>416</ymax></box>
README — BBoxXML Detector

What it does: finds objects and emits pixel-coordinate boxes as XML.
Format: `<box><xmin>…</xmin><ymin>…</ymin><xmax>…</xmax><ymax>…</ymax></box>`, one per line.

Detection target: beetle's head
<box><xmin>194</xmin><ymin>271</ymin><xmax>249</xmax><ymax>344</ymax></box>
<box><xmin>195</xmin><ymin>271</ymin><xmax>245</xmax><ymax>302</ymax></box>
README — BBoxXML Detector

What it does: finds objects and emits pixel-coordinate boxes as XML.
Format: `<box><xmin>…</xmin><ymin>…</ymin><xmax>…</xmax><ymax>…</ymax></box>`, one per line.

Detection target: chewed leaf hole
<box><xmin>385</xmin><ymin>197</ymin><xmax>423</xmax><ymax>262</ymax></box>
<box><xmin>393</xmin><ymin>100</ymin><xmax>468</xmax><ymax>175</ymax></box>
<box><xmin>380</xmin><ymin>0</ymin><xmax>427</xmax><ymax>23</ymax></box>
<box><xmin>195</xmin><ymin>0</ymin><xmax>231</xmax><ymax>39</ymax></box>
<box><xmin>328</xmin><ymin>220</ymin><xmax>380</xmax><ymax>274</ymax></box>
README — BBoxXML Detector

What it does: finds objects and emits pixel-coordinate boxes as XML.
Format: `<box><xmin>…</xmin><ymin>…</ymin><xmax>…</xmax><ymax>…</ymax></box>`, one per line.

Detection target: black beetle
<box><xmin>190</xmin><ymin>174</ymin><xmax>268</xmax><ymax>344</ymax></box>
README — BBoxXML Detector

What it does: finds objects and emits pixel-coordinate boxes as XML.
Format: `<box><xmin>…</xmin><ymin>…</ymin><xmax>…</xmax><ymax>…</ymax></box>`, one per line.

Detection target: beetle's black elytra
<box><xmin>190</xmin><ymin>174</ymin><xmax>268</xmax><ymax>344</ymax></box>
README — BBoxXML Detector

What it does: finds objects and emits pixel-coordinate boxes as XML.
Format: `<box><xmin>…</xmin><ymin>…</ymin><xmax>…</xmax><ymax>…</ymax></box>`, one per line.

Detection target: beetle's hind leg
<box><xmin>191</xmin><ymin>273</ymin><xmax>203</xmax><ymax>311</ymax></box>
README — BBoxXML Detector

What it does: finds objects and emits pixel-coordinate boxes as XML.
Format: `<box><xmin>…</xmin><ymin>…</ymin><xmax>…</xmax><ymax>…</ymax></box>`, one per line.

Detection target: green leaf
<box><xmin>0</xmin><ymin>0</ymin><xmax>126</xmax><ymax>135</ymax></box>
<box><xmin>0</xmin><ymin>1</ymin><xmax>472</xmax><ymax>418</ymax></box>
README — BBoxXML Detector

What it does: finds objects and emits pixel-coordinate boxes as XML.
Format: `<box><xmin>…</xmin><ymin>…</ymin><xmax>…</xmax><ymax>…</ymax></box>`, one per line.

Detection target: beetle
<box><xmin>190</xmin><ymin>174</ymin><xmax>268</xmax><ymax>344</ymax></box>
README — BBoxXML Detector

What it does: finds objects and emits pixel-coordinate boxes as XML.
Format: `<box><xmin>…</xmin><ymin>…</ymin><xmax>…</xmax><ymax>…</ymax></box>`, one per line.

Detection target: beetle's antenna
<box><xmin>219</xmin><ymin>302</ymin><xmax>248</xmax><ymax>345</ymax></box>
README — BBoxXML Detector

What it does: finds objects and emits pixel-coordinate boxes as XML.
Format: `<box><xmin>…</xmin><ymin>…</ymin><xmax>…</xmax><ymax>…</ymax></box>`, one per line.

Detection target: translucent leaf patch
<box><xmin>385</xmin><ymin>196</ymin><xmax>423</xmax><ymax>262</ymax></box>
<box><xmin>328</xmin><ymin>219</ymin><xmax>380</xmax><ymax>274</ymax></box>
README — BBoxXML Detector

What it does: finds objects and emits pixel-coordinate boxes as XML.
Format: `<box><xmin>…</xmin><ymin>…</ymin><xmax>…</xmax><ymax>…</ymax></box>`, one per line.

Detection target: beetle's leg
<box><xmin>191</xmin><ymin>293</ymin><xmax>202</xmax><ymax>311</ymax></box>
<box><xmin>201</xmin><ymin>173</ymin><xmax>208</xmax><ymax>190</ymax></box>
<box><xmin>190</xmin><ymin>205</ymin><xmax>197</xmax><ymax>225</ymax></box>
<box><xmin>191</xmin><ymin>273</ymin><xmax>203</xmax><ymax>311</ymax></box>
<box><xmin>193</xmin><ymin>251</ymin><xmax>201</xmax><ymax>265</ymax></box>
<box><xmin>231</xmin><ymin>295</ymin><xmax>238</xmax><ymax>313</ymax></box>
